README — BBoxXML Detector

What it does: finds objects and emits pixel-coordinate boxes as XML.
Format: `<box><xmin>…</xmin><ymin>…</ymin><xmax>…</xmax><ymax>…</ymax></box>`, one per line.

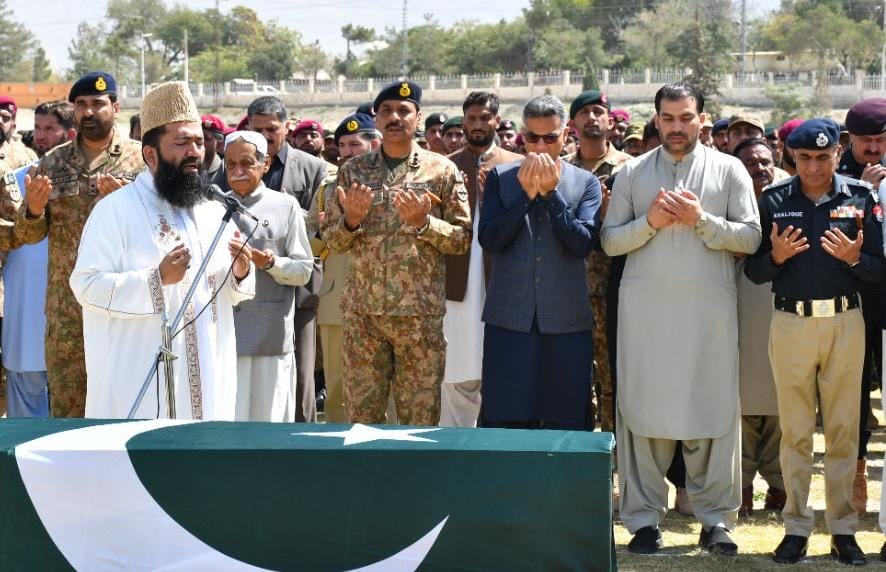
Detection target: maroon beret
<box><xmin>0</xmin><ymin>96</ymin><xmax>17</xmax><ymax>116</ymax></box>
<box><xmin>845</xmin><ymin>98</ymin><xmax>886</xmax><ymax>135</ymax></box>
<box><xmin>291</xmin><ymin>119</ymin><xmax>323</xmax><ymax>135</ymax></box>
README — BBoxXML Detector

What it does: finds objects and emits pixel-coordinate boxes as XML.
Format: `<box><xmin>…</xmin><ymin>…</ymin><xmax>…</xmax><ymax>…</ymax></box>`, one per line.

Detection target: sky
<box><xmin>10</xmin><ymin>0</ymin><xmax>782</xmax><ymax>73</ymax></box>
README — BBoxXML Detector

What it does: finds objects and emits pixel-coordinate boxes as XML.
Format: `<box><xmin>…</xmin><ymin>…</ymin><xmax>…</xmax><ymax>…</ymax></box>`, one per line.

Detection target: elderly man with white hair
<box><xmin>70</xmin><ymin>82</ymin><xmax>256</xmax><ymax>420</ymax></box>
<box><xmin>225</xmin><ymin>130</ymin><xmax>313</xmax><ymax>421</ymax></box>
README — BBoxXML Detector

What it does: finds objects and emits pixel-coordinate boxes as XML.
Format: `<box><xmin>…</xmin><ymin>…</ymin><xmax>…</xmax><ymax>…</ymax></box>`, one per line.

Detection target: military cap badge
<box><xmin>399</xmin><ymin>82</ymin><xmax>411</xmax><ymax>97</ymax></box>
<box><xmin>95</xmin><ymin>77</ymin><xmax>107</xmax><ymax>92</ymax></box>
<box><xmin>816</xmin><ymin>132</ymin><xmax>828</xmax><ymax>148</ymax></box>
<box><xmin>347</xmin><ymin>120</ymin><xmax>358</xmax><ymax>132</ymax></box>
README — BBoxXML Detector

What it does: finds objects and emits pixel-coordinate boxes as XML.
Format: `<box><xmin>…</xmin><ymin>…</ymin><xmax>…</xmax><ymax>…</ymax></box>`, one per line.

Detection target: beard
<box><xmin>154</xmin><ymin>151</ymin><xmax>207</xmax><ymax>209</ymax></box>
<box><xmin>661</xmin><ymin>130</ymin><xmax>698</xmax><ymax>155</ymax></box>
<box><xmin>466</xmin><ymin>129</ymin><xmax>494</xmax><ymax>148</ymax></box>
<box><xmin>77</xmin><ymin>115</ymin><xmax>115</xmax><ymax>142</ymax></box>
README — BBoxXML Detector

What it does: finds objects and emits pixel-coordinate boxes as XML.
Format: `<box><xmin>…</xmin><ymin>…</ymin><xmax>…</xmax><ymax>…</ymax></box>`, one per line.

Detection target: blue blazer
<box><xmin>479</xmin><ymin>159</ymin><xmax>601</xmax><ymax>334</ymax></box>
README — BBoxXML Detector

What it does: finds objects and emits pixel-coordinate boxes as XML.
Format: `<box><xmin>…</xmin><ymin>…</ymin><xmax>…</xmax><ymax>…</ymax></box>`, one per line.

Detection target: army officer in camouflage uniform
<box><xmin>322</xmin><ymin>80</ymin><xmax>471</xmax><ymax>426</ymax></box>
<box><xmin>14</xmin><ymin>71</ymin><xmax>143</xmax><ymax>417</ymax></box>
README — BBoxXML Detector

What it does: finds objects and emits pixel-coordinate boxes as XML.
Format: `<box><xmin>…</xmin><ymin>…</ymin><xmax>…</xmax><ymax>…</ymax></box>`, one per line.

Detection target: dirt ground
<box><xmin>615</xmin><ymin>395</ymin><xmax>886</xmax><ymax>570</ymax></box>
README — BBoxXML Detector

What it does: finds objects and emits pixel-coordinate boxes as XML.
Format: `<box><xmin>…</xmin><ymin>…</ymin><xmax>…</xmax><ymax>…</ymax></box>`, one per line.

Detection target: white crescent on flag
<box><xmin>14</xmin><ymin>420</ymin><xmax>447</xmax><ymax>571</ymax></box>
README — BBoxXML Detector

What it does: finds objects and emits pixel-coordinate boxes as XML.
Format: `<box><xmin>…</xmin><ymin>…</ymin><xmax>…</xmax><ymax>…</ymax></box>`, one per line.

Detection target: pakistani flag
<box><xmin>1</xmin><ymin>419</ymin><xmax>615</xmax><ymax>571</ymax></box>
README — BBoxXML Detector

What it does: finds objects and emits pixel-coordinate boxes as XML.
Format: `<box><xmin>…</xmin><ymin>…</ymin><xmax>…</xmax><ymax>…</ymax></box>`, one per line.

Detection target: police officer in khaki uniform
<box><xmin>745</xmin><ymin>119</ymin><xmax>884</xmax><ymax>566</ymax></box>
<box><xmin>321</xmin><ymin>80</ymin><xmax>471</xmax><ymax>426</ymax></box>
<box><xmin>14</xmin><ymin>71</ymin><xmax>143</xmax><ymax>418</ymax></box>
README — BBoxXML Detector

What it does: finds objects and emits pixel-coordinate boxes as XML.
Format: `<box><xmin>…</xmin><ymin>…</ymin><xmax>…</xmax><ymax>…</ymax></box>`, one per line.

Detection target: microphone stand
<box><xmin>127</xmin><ymin>202</ymin><xmax>239</xmax><ymax>420</ymax></box>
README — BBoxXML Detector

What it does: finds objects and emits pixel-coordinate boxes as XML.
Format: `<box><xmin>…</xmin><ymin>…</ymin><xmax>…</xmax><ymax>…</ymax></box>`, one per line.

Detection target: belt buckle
<box><xmin>811</xmin><ymin>298</ymin><xmax>835</xmax><ymax>318</ymax></box>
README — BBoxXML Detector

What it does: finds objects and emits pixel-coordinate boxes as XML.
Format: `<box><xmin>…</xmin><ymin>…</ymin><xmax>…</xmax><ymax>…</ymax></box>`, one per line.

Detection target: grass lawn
<box><xmin>615</xmin><ymin>395</ymin><xmax>886</xmax><ymax>570</ymax></box>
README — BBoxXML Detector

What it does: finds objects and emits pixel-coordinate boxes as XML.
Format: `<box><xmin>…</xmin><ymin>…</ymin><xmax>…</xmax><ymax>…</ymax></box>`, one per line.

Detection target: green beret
<box><xmin>424</xmin><ymin>112</ymin><xmax>448</xmax><ymax>130</ymax></box>
<box><xmin>569</xmin><ymin>90</ymin><xmax>610</xmax><ymax>119</ymax></box>
<box><xmin>69</xmin><ymin>71</ymin><xmax>117</xmax><ymax>102</ymax></box>
<box><xmin>441</xmin><ymin>116</ymin><xmax>463</xmax><ymax>135</ymax></box>
<box><xmin>373</xmin><ymin>80</ymin><xmax>422</xmax><ymax>112</ymax></box>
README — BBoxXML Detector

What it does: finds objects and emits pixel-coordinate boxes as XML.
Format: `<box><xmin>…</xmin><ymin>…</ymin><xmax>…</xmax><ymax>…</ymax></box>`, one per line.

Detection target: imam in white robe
<box><xmin>70</xmin><ymin>171</ymin><xmax>255</xmax><ymax>420</ymax></box>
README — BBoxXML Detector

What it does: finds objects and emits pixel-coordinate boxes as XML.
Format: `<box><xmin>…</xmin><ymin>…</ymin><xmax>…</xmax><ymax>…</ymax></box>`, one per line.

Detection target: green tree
<box><xmin>450</xmin><ymin>19</ymin><xmax>530</xmax><ymax>73</ymax></box>
<box><xmin>761</xmin><ymin>1</ymin><xmax>883</xmax><ymax>111</ymax></box>
<box><xmin>0</xmin><ymin>0</ymin><xmax>36</xmax><ymax>81</ymax></box>
<box><xmin>31</xmin><ymin>46</ymin><xmax>52</xmax><ymax>82</ymax></box>
<box><xmin>341</xmin><ymin>24</ymin><xmax>376</xmax><ymax>61</ymax></box>
<box><xmin>364</xmin><ymin>16</ymin><xmax>456</xmax><ymax>76</ymax></box>
<box><xmin>67</xmin><ymin>22</ymin><xmax>115</xmax><ymax>80</ymax></box>
<box><xmin>298</xmin><ymin>40</ymin><xmax>330</xmax><ymax>82</ymax></box>
<box><xmin>249</xmin><ymin>25</ymin><xmax>301</xmax><ymax>80</ymax></box>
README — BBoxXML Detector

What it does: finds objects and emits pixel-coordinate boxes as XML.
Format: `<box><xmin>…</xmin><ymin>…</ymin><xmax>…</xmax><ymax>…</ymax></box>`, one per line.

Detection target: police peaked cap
<box><xmin>69</xmin><ymin>71</ymin><xmax>117</xmax><ymax>102</ymax></box>
<box><xmin>334</xmin><ymin>113</ymin><xmax>376</xmax><ymax>145</ymax></box>
<box><xmin>785</xmin><ymin>118</ymin><xmax>840</xmax><ymax>150</ymax></box>
<box><xmin>373</xmin><ymin>80</ymin><xmax>422</xmax><ymax>112</ymax></box>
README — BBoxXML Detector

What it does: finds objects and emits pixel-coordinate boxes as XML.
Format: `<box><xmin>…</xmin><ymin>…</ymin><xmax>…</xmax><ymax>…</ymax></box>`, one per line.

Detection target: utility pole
<box><xmin>183</xmin><ymin>28</ymin><xmax>189</xmax><ymax>85</ymax></box>
<box><xmin>400</xmin><ymin>0</ymin><xmax>408</xmax><ymax>79</ymax></box>
<box><xmin>881</xmin><ymin>0</ymin><xmax>885</xmax><ymax>91</ymax></box>
<box><xmin>740</xmin><ymin>0</ymin><xmax>747</xmax><ymax>73</ymax></box>
<box><xmin>214</xmin><ymin>0</ymin><xmax>221</xmax><ymax>106</ymax></box>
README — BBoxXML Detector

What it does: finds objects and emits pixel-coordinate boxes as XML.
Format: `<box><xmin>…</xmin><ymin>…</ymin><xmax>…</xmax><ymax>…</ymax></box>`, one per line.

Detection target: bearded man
<box><xmin>70</xmin><ymin>82</ymin><xmax>255</xmax><ymax>420</ymax></box>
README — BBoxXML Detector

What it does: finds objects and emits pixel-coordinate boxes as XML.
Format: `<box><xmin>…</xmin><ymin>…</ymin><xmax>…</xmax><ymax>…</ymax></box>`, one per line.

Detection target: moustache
<box><xmin>229</xmin><ymin>175</ymin><xmax>251</xmax><ymax>181</ymax></box>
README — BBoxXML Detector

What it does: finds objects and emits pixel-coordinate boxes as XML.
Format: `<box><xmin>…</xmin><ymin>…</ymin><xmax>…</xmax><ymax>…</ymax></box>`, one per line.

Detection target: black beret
<box><xmin>711</xmin><ymin>118</ymin><xmax>730</xmax><ymax>135</ymax></box>
<box><xmin>373</xmin><ymin>80</ymin><xmax>422</xmax><ymax>113</ymax></box>
<box><xmin>441</xmin><ymin>116</ymin><xmax>463</xmax><ymax>135</ymax></box>
<box><xmin>334</xmin><ymin>113</ymin><xmax>376</xmax><ymax>145</ymax></box>
<box><xmin>356</xmin><ymin>101</ymin><xmax>375</xmax><ymax>117</ymax></box>
<box><xmin>497</xmin><ymin>119</ymin><xmax>517</xmax><ymax>131</ymax></box>
<box><xmin>69</xmin><ymin>71</ymin><xmax>117</xmax><ymax>102</ymax></box>
<box><xmin>785</xmin><ymin>118</ymin><xmax>840</xmax><ymax>150</ymax></box>
<box><xmin>424</xmin><ymin>112</ymin><xmax>448</xmax><ymax>130</ymax></box>
<box><xmin>845</xmin><ymin>98</ymin><xmax>886</xmax><ymax>135</ymax></box>
<box><xmin>569</xmin><ymin>90</ymin><xmax>610</xmax><ymax>119</ymax></box>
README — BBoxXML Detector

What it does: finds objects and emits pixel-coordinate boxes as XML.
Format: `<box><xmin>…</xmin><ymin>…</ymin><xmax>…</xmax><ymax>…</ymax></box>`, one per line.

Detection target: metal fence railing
<box><xmin>125</xmin><ymin>68</ymin><xmax>886</xmax><ymax>98</ymax></box>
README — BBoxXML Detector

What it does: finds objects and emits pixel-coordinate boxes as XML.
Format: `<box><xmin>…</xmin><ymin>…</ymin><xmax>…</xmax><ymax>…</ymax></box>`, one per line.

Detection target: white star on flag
<box><xmin>294</xmin><ymin>423</ymin><xmax>442</xmax><ymax>446</ymax></box>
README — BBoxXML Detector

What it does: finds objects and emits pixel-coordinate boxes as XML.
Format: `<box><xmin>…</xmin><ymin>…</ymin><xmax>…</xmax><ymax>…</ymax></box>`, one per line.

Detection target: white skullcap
<box><xmin>224</xmin><ymin>130</ymin><xmax>268</xmax><ymax>156</ymax></box>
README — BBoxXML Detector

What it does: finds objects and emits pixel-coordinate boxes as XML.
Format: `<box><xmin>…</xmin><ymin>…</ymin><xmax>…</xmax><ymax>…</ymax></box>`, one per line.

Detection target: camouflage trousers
<box><xmin>591</xmin><ymin>296</ymin><xmax>614</xmax><ymax>432</ymax></box>
<box><xmin>342</xmin><ymin>312</ymin><xmax>445</xmax><ymax>426</ymax></box>
<box><xmin>45</xmin><ymin>319</ymin><xmax>87</xmax><ymax>418</ymax></box>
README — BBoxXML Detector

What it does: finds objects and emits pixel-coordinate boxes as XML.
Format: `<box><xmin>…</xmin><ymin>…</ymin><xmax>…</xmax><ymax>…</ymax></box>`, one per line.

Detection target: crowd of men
<box><xmin>3</xmin><ymin>68</ymin><xmax>886</xmax><ymax>564</ymax></box>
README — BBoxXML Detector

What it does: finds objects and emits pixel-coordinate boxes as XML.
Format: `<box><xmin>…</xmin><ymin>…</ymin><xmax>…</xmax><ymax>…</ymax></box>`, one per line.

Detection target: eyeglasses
<box><xmin>523</xmin><ymin>130</ymin><xmax>561</xmax><ymax>144</ymax></box>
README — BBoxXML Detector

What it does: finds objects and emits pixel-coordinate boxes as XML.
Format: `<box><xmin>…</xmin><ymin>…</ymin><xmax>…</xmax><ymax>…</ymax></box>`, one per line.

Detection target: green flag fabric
<box><xmin>0</xmin><ymin>419</ymin><xmax>615</xmax><ymax>571</ymax></box>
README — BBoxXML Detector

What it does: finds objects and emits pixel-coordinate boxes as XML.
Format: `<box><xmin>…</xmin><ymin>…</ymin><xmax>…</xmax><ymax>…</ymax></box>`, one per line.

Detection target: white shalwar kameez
<box><xmin>70</xmin><ymin>171</ymin><xmax>255</xmax><ymax>420</ymax></box>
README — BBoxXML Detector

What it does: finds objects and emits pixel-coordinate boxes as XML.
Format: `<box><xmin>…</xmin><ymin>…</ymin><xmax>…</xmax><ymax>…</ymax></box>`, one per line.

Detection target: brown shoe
<box><xmin>740</xmin><ymin>485</ymin><xmax>754</xmax><ymax>517</ymax></box>
<box><xmin>764</xmin><ymin>487</ymin><xmax>786</xmax><ymax>510</ymax></box>
<box><xmin>853</xmin><ymin>459</ymin><xmax>867</xmax><ymax>516</ymax></box>
<box><xmin>675</xmin><ymin>486</ymin><xmax>693</xmax><ymax>516</ymax></box>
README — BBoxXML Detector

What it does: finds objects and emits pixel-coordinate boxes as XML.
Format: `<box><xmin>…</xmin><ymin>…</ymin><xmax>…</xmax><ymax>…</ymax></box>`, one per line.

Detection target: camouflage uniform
<box><xmin>564</xmin><ymin>142</ymin><xmax>631</xmax><ymax>431</ymax></box>
<box><xmin>321</xmin><ymin>142</ymin><xmax>471</xmax><ymax>425</ymax></box>
<box><xmin>0</xmin><ymin>161</ymin><xmax>25</xmax><ymax>250</ymax></box>
<box><xmin>0</xmin><ymin>138</ymin><xmax>37</xmax><ymax>170</ymax></box>
<box><xmin>13</xmin><ymin>130</ymin><xmax>142</xmax><ymax>417</ymax></box>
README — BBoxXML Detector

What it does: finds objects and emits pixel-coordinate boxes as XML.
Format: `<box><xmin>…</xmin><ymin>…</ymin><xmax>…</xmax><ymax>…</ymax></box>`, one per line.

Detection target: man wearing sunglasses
<box><xmin>478</xmin><ymin>94</ymin><xmax>601</xmax><ymax>431</ymax></box>
<box><xmin>602</xmin><ymin>82</ymin><xmax>761</xmax><ymax>556</ymax></box>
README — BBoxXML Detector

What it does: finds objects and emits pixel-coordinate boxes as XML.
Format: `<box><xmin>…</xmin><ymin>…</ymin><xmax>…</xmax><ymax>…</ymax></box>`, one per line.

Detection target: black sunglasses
<box><xmin>523</xmin><ymin>130</ymin><xmax>561</xmax><ymax>144</ymax></box>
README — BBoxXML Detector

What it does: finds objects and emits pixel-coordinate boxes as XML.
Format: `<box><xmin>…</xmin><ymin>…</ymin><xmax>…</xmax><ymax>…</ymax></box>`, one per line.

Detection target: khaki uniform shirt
<box><xmin>321</xmin><ymin>143</ymin><xmax>471</xmax><ymax>316</ymax></box>
<box><xmin>14</xmin><ymin>130</ymin><xmax>143</xmax><ymax>334</ymax></box>
<box><xmin>0</xmin><ymin>138</ymin><xmax>37</xmax><ymax>170</ymax></box>
<box><xmin>565</xmin><ymin>142</ymin><xmax>632</xmax><ymax>297</ymax></box>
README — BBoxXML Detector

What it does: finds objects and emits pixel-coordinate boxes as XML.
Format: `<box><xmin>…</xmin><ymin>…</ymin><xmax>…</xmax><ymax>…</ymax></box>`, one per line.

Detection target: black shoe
<box><xmin>699</xmin><ymin>525</ymin><xmax>737</xmax><ymax>556</ymax></box>
<box><xmin>316</xmin><ymin>387</ymin><xmax>327</xmax><ymax>413</ymax></box>
<box><xmin>879</xmin><ymin>540</ymin><xmax>886</xmax><ymax>562</ymax></box>
<box><xmin>831</xmin><ymin>535</ymin><xmax>866</xmax><ymax>566</ymax></box>
<box><xmin>773</xmin><ymin>535</ymin><xmax>808</xmax><ymax>564</ymax></box>
<box><xmin>627</xmin><ymin>526</ymin><xmax>662</xmax><ymax>554</ymax></box>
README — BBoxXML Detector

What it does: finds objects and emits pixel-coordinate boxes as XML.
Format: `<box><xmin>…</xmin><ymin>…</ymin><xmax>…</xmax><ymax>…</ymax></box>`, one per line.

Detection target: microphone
<box><xmin>206</xmin><ymin>184</ymin><xmax>259</xmax><ymax>222</ymax></box>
